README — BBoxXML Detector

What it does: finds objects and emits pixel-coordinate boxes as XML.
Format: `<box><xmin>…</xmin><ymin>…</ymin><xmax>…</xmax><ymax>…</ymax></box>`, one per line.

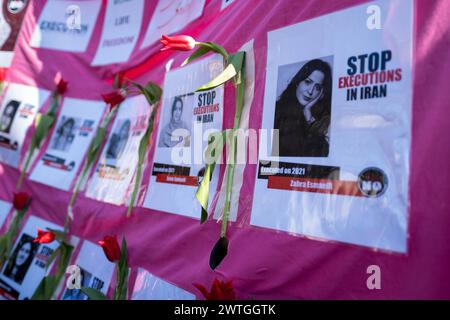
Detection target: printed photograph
<box><xmin>50</xmin><ymin>116</ymin><xmax>80</xmax><ymax>152</ymax></box>
<box><xmin>158</xmin><ymin>94</ymin><xmax>192</xmax><ymax>148</ymax></box>
<box><xmin>0</xmin><ymin>100</ymin><xmax>20</xmax><ymax>134</ymax></box>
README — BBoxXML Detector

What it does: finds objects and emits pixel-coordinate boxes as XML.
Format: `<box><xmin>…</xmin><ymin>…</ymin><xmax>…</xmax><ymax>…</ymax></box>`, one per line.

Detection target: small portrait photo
<box><xmin>50</xmin><ymin>116</ymin><xmax>80</xmax><ymax>152</ymax></box>
<box><xmin>7</xmin><ymin>0</ymin><xmax>27</xmax><ymax>14</ymax></box>
<box><xmin>62</xmin><ymin>267</ymin><xmax>92</xmax><ymax>300</ymax></box>
<box><xmin>106</xmin><ymin>119</ymin><xmax>130</xmax><ymax>161</ymax></box>
<box><xmin>158</xmin><ymin>95</ymin><xmax>191</xmax><ymax>148</ymax></box>
<box><xmin>2</xmin><ymin>233</ymin><xmax>39</xmax><ymax>285</ymax></box>
<box><xmin>272</xmin><ymin>56</ymin><xmax>333</xmax><ymax>157</ymax></box>
<box><xmin>0</xmin><ymin>100</ymin><xmax>20</xmax><ymax>134</ymax></box>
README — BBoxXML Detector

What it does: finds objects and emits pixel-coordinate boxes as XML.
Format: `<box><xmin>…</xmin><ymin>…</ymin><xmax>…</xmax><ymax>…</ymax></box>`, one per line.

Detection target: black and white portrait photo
<box><xmin>106</xmin><ymin>119</ymin><xmax>130</xmax><ymax>161</ymax></box>
<box><xmin>2</xmin><ymin>234</ymin><xmax>39</xmax><ymax>285</ymax></box>
<box><xmin>0</xmin><ymin>100</ymin><xmax>19</xmax><ymax>134</ymax></box>
<box><xmin>273</xmin><ymin>57</ymin><xmax>333</xmax><ymax>157</ymax></box>
<box><xmin>158</xmin><ymin>95</ymin><xmax>191</xmax><ymax>148</ymax></box>
<box><xmin>50</xmin><ymin>116</ymin><xmax>79</xmax><ymax>152</ymax></box>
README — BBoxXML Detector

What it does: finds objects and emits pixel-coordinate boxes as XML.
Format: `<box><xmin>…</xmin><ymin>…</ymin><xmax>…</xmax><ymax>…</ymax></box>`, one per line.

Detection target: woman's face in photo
<box><xmin>296</xmin><ymin>70</ymin><xmax>325</xmax><ymax>107</ymax></box>
<box><xmin>62</xmin><ymin>121</ymin><xmax>74</xmax><ymax>137</ymax></box>
<box><xmin>16</xmin><ymin>242</ymin><xmax>31</xmax><ymax>266</ymax></box>
<box><xmin>172</xmin><ymin>100</ymin><xmax>183</xmax><ymax>122</ymax></box>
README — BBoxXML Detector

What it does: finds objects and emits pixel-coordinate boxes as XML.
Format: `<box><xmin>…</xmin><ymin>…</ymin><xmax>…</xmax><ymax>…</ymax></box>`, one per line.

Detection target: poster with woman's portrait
<box><xmin>0</xmin><ymin>216</ymin><xmax>63</xmax><ymax>300</ymax></box>
<box><xmin>0</xmin><ymin>83</ymin><xmax>50</xmax><ymax>168</ymax></box>
<box><xmin>251</xmin><ymin>0</ymin><xmax>413</xmax><ymax>253</ymax></box>
<box><xmin>86</xmin><ymin>95</ymin><xmax>152</xmax><ymax>205</ymax></box>
<box><xmin>58</xmin><ymin>241</ymin><xmax>114</xmax><ymax>300</ymax></box>
<box><xmin>131</xmin><ymin>268</ymin><xmax>195</xmax><ymax>300</ymax></box>
<box><xmin>0</xmin><ymin>199</ymin><xmax>11</xmax><ymax>228</ymax></box>
<box><xmin>143</xmin><ymin>54</ymin><xmax>224</xmax><ymax>219</ymax></box>
<box><xmin>29</xmin><ymin>98</ymin><xmax>105</xmax><ymax>191</ymax></box>
<box><xmin>0</xmin><ymin>0</ymin><xmax>29</xmax><ymax>67</ymax></box>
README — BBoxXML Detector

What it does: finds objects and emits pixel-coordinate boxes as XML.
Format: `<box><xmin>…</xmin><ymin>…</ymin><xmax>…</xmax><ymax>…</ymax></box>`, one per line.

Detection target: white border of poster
<box><xmin>132</xmin><ymin>268</ymin><xmax>195</xmax><ymax>300</ymax></box>
<box><xmin>250</xmin><ymin>0</ymin><xmax>413</xmax><ymax>253</ymax></box>
<box><xmin>29</xmin><ymin>97</ymin><xmax>105</xmax><ymax>191</ymax></box>
<box><xmin>143</xmin><ymin>54</ymin><xmax>224</xmax><ymax>219</ymax></box>
<box><xmin>0</xmin><ymin>83</ymin><xmax>50</xmax><ymax>168</ymax></box>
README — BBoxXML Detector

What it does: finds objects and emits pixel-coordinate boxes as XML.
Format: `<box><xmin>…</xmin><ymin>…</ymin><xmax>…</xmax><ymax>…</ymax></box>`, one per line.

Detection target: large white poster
<box><xmin>30</xmin><ymin>0</ymin><xmax>101</xmax><ymax>52</ymax></box>
<box><xmin>60</xmin><ymin>240</ymin><xmax>114</xmax><ymax>300</ymax></box>
<box><xmin>0</xmin><ymin>83</ymin><xmax>50</xmax><ymax>168</ymax></box>
<box><xmin>251</xmin><ymin>0</ymin><xmax>413</xmax><ymax>253</ymax></box>
<box><xmin>143</xmin><ymin>54</ymin><xmax>224</xmax><ymax>219</ymax></box>
<box><xmin>0</xmin><ymin>199</ymin><xmax>12</xmax><ymax>228</ymax></box>
<box><xmin>132</xmin><ymin>268</ymin><xmax>195</xmax><ymax>300</ymax></box>
<box><xmin>140</xmin><ymin>0</ymin><xmax>206</xmax><ymax>48</ymax></box>
<box><xmin>29</xmin><ymin>98</ymin><xmax>105</xmax><ymax>191</ymax></box>
<box><xmin>0</xmin><ymin>215</ymin><xmax>62</xmax><ymax>300</ymax></box>
<box><xmin>86</xmin><ymin>95</ymin><xmax>151</xmax><ymax>205</ymax></box>
<box><xmin>91</xmin><ymin>0</ymin><xmax>144</xmax><ymax>66</ymax></box>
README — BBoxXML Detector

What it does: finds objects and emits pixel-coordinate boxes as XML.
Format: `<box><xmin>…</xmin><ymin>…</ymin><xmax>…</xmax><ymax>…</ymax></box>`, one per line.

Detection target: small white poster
<box><xmin>143</xmin><ymin>54</ymin><xmax>224</xmax><ymax>219</ymax></box>
<box><xmin>140</xmin><ymin>0</ymin><xmax>206</xmax><ymax>49</ymax></box>
<box><xmin>132</xmin><ymin>268</ymin><xmax>195</xmax><ymax>300</ymax></box>
<box><xmin>0</xmin><ymin>199</ymin><xmax>12</xmax><ymax>228</ymax></box>
<box><xmin>86</xmin><ymin>95</ymin><xmax>152</xmax><ymax>205</ymax></box>
<box><xmin>0</xmin><ymin>215</ymin><xmax>62</xmax><ymax>300</ymax></box>
<box><xmin>0</xmin><ymin>83</ymin><xmax>50</xmax><ymax>168</ymax></box>
<box><xmin>60</xmin><ymin>240</ymin><xmax>114</xmax><ymax>300</ymax></box>
<box><xmin>91</xmin><ymin>0</ymin><xmax>144</xmax><ymax>66</ymax></box>
<box><xmin>30</xmin><ymin>0</ymin><xmax>101</xmax><ymax>52</ymax></box>
<box><xmin>29</xmin><ymin>98</ymin><xmax>105</xmax><ymax>191</ymax></box>
<box><xmin>251</xmin><ymin>0</ymin><xmax>413</xmax><ymax>253</ymax></box>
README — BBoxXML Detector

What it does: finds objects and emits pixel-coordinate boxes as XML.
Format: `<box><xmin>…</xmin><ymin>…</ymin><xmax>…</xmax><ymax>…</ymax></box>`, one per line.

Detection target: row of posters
<box><xmin>30</xmin><ymin>0</ymin><xmax>207</xmax><ymax>66</ymax></box>
<box><xmin>0</xmin><ymin>0</ymin><xmax>413</xmax><ymax>254</ymax></box>
<box><xmin>0</xmin><ymin>207</ymin><xmax>193</xmax><ymax>300</ymax></box>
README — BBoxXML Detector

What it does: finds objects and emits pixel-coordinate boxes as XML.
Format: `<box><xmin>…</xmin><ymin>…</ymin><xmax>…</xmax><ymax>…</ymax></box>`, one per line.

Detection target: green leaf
<box><xmin>182</xmin><ymin>45</ymin><xmax>213</xmax><ymax>67</ymax></box>
<box><xmin>31</xmin><ymin>276</ymin><xmax>57</xmax><ymax>300</ymax></box>
<box><xmin>81</xmin><ymin>287</ymin><xmax>108</xmax><ymax>300</ymax></box>
<box><xmin>45</xmin><ymin>245</ymin><xmax>60</xmax><ymax>270</ymax></box>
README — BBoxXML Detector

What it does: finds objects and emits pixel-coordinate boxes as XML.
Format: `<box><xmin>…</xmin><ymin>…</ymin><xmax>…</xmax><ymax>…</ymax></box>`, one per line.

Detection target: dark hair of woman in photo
<box><xmin>3</xmin><ymin>235</ymin><xmax>38</xmax><ymax>285</ymax></box>
<box><xmin>273</xmin><ymin>59</ymin><xmax>332</xmax><ymax>157</ymax></box>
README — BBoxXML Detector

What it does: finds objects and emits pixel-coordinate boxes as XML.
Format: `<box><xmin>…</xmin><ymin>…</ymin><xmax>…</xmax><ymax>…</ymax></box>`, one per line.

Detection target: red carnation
<box><xmin>98</xmin><ymin>235</ymin><xmax>121</xmax><ymax>262</ymax></box>
<box><xmin>13</xmin><ymin>192</ymin><xmax>31</xmax><ymax>210</ymax></box>
<box><xmin>194</xmin><ymin>279</ymin><xmax>236</xmax><ymax>300</ymax></box>
<box><xmin>33</xmin><ymin>228</ymin><xmax>55</xmax><ymax>244</ymax></box>
<box><xmin>56</xmin><ymin>78</ymin><xmax>68</xmax><ymax>95</ymax></box>
<box><xmin>102</xmin><ymin>89</ymin><xmax>126</xmax><ymax>112</ymax></box>
<box><xmin>160</xmin><ymin>35</ymin><xmax>196</xmax><ymax>52</ymax></box>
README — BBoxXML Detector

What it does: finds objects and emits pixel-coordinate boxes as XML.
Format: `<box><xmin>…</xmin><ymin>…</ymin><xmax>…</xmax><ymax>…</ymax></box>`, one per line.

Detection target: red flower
<box><xmin>0</xmin><ymin>68</ymin><xmax>7</xmax><ymax>82</ymax></box>
<box><xmin>13</xmin><ymin>192</ymin><xmax>31</xmax><ymax>210</ymax></box>
<box><xmin>98</xmin><ymin>235</ymin><xmax>121</xmax><ymax>262</ymax></box>
<box><xmin>102</xmin><ymin>89</ymin><xmax>126</xmax><ymax>112</ymax></box>
<box><xmin>56</xmin><ymin>78</ymin><xmax>68</xmax><ymax>95</ymax></box>
<box><xmin>194</xmin><ymin>279</ymin><xmax>236</xmax><ymax>300</ymax></box>
<box><xmin>33</xmin><ymin>228</ymin><xmax>55</xmax><ymax>244</ymax></box>
<box><xmin>160</xmin><ymin>35</ymin><xmax>196</xmax><ymax>52</ymax></box>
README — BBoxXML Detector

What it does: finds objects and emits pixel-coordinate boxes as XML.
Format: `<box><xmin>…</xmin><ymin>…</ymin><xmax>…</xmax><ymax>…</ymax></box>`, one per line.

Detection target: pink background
<box><xmin>1</xmin><ymin>0</ymin><xmax>450</xmax><ymax>299</ymax></box>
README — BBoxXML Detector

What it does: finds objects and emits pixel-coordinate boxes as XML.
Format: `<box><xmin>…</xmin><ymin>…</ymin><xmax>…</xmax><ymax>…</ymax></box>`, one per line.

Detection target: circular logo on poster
<box><xmin>7</xmin><ymin>0</ymin><xmax>27</xmax><ymax>14</ymax></box>
<box><xmin>357</xmin><ymin>167</ymin><xmax>388</xmax><ymax>197</ymax></box>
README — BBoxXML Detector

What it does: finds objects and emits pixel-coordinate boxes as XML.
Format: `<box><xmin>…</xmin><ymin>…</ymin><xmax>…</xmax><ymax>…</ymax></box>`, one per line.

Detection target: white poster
<box><xmin>132</xmin><ymin>268</ymin><xmax>195</xmax><ymax>300</ymax></box>
<box><xmin>143</xmin><ymin>54</ymin><xmax>224</xmax><ymax>219</ymax></box>
<box><xmin>29</xmin><ymin>98</ymin><xmax>105</xmax><ymax>191</ymax></box>
<box><xmin>0</xmin><ymin>83</ymin><xmax>50</xmax><ymax>168</ymax></box>
<box><xmin>60</xmin><ymin>240</ymin><xmax>114</xmax><ymax>300</ymax></box>
<box><xmin>86</xmin><ymin>95</ymin><xmax>151</xmax><ymax>205</ymax></box>
<box><xmin>30</xmin><ymin>0</ymin><xmax>101</xmax><ymax>52</ymax></box>
<box><xmin>0</xmin><ymin>0</ymin><xmax>30</xmax><ymax>67</ymax></box>
<box><xmin>0</xmin><ymin>199</ymin><xmax>12</xmax><ymax>228</ymax></box>
<box><xmin>251</xmin><ymin>0</ymin><xmax>413</xmax><ymax>253</ymax></box>
<box><xmin>140</xmin><ymin>0</ymin><xmax>206</xmax><ymax>49</ymax></box>
<box><xmin>91</xmin><ymin>0</ymin><xmax>144</xmax><ymax>66</ymax></box>
<box><xmin>0</xmin><ymin>215</ymin><xmax>62</xmax><ymax>300</ymax></box>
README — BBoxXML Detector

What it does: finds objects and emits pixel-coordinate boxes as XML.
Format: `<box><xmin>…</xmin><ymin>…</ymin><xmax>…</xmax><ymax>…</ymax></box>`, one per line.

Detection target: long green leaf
<box><xmin>81</xmin><ymin>287</ymin><xmax>108</xmax><ymax>300</ymax></box>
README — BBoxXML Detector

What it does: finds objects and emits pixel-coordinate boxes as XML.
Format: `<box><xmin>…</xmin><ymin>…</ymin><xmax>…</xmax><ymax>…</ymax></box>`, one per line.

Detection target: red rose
<box><xmin>33</xmin><ymin>228</ymin><xmax>55</xmax><ymax>244</ymax></box>
<box><xmin>56</xmin><ymin>78</ymin><xmax>68</xmax><ymax>95</ymax></box>
<box><xmin>102</xmin><ymin>89</ymin><xmax>126</xmax><ymax>112</ymax></box>
<box><xmin>98</xmin><ymin>235</ymin><xmax>121</xmax><ymax>262</ymax></box>
<box><xmin>13</xmin><ymin>192</ymin><xmax>31</xmax><ymax>210</ymax></box>
<box><xmin>160</xmin><ymin>35</ymin><xmax>196</xmax><ymax>52</ymax></box>
<box><xmin>194</xmin><ymin>278</ymin><xmax>236</xmax><ymax>300</ymax></box>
